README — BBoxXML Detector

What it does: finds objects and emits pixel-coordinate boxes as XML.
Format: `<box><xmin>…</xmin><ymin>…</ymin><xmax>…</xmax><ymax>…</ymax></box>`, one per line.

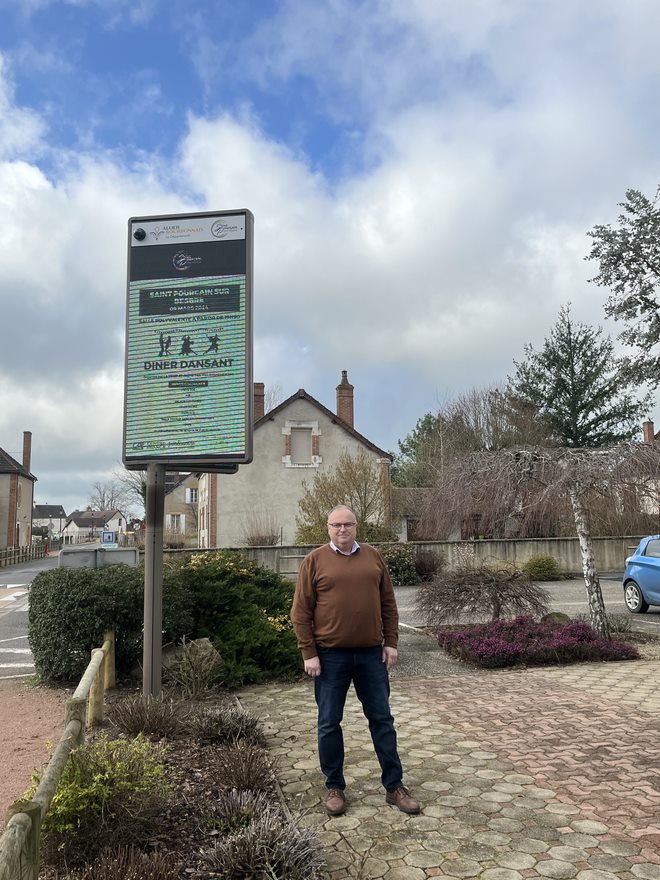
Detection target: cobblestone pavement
<box><xmin>238</xmin><ymin>651</ymin><xmax>660</xmax><ymax>880</ymax></box>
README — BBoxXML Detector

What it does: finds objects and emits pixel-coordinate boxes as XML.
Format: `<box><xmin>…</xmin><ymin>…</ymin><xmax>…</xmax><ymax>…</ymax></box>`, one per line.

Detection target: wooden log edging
<box><xmin>0</xmin><ymin>631</ymin><xmax>115</xmax><ymax>880</ymax></box>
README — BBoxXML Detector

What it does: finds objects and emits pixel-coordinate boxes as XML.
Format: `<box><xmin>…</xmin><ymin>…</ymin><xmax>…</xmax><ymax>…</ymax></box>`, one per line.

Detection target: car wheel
<box><xmin>624</xmin><ymin>580</ymin><xmax>649</xmax><ymax>614</ymax></box>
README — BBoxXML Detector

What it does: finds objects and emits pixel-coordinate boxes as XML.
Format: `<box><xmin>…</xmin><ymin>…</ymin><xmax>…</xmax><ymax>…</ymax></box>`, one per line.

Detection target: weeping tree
<box><xmin>419</xmin><ymin>443</ymin><xmax>660</xmax><ymax>638</ymax></box>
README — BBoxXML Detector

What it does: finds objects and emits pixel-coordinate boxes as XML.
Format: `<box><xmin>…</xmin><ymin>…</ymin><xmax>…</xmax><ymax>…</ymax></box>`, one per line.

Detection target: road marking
<box><xmin>0</xmin><ymin>662</ymin><xmax>35</xmax><ymax>669</ymax></box>
<box><xmin>0</xmin><ymin>648</ymin><xmax>32</xmax><ymax>654</ymax></box>
<box><xmin>0</xmin><ymin>584</ymin><xmax>30</xmax><ymax>590</ymax></box>
<box><xmin>0</xmin><ymin>593</ymin><xmax>27</xmax><ymax>602</ymax></box>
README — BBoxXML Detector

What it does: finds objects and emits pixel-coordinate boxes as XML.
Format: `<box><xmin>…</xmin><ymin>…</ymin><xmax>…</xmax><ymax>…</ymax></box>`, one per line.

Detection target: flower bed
<box><xmin>437</xmin><ymin>616</ymin><xmax>639</xmax><ymax>668</ymax></box>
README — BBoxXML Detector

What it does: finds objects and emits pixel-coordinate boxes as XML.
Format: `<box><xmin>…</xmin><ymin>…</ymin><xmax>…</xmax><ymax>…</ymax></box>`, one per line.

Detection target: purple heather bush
<box><xmin>437</xmin><ymin>616</ymin><xmax>639</xmax><ymax>668</ymax></box>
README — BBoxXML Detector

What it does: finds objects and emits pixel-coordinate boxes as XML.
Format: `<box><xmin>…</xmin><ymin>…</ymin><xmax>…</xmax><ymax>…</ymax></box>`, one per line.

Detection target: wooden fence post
<box><xmin>65</xmin><ymin>698</ymin><xmax>86</xmax><ymax>746</ymax></box>
<box><xmin>103</xmin><ymin>631</ymin><xmax>116</xmax><ymax>690</ymax></box>
<box><xmin>5</xmin><ymin>800</ymin><xmax>41</xmax><ymax>880</ymax></box>
<box><xmin>88</xmin><ymin>650</ymin><xmax>105</xmax><ymax>727</ymax></box>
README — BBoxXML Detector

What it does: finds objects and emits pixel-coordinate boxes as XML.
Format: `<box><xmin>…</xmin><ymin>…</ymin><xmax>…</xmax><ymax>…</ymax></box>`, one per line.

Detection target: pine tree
<box><xmin>509</xmin><ymin>304</ymin><xmax>650</xmax><ymax>448</ymax></box>
<box><xmin>588</xmin><ymin>186</ymin><xmax>660</xmax><ymax>384</ymax></box>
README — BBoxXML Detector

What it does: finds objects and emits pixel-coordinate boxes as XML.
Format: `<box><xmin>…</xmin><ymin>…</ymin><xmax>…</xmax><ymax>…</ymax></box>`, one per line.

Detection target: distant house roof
<box><xmin>64</xmin><ymin>508</ymin><xmax>124</xmax><ymax>529</ymax></box>
<box><xmin>256</xmin><ymin>388</ymin><xmax>393</xmax><ymax>460</ymax></box>
<box><xmin>0</xmin><ymin>447</ymin><xmax>36</xmax><ymax>481</ymax></box>
<box><xmin>33</xmin><ymin>504</ymin><xmax>67</xmax><ymax>519</ymax></box>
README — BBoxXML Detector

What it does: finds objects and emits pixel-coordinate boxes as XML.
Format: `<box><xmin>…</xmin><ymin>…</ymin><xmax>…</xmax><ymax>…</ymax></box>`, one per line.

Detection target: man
<box><xmin>290</xmin><ymin>505</ymin><xmax>421</xmax><ymax>817</ymax></box>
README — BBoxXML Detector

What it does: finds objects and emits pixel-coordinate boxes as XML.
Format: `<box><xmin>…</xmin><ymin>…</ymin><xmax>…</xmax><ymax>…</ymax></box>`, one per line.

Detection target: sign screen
<box><xmin>123</xmin><ymin>210</ymin><xmax>253</xmax><ymax>468</ymax></box>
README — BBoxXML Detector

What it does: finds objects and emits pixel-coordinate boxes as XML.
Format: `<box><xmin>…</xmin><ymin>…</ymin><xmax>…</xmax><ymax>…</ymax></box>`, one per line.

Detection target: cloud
<box><xmin>2</xmin><ymin>2</ymin><xmax>660</xmax><ymax>510</ymax></box>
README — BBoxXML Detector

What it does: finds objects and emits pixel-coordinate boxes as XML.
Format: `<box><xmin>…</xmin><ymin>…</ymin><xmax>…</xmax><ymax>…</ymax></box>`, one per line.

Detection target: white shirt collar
<box><xmin>330</xmin><ymin>540</ymin><xmax>361</xmax><ymax>556</ymax></box>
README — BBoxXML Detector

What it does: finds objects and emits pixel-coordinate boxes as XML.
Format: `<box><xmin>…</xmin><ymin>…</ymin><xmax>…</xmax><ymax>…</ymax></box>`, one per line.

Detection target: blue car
<box><xmin>623</xmin><ymin>535</ymin><xmax>660</xmax><ymax>613</ymax></box>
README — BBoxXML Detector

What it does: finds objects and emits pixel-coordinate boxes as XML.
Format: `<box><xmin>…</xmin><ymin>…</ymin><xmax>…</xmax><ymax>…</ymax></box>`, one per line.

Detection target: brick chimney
<box><xmin>22</xmin><ymin>431</ymin><xmax>32</xmax><ymax>473</ymax></box>
<box><xmin>643</xmin><ymin>420</ymin><xmax>655</xmax><ymax>444</ymax></box>
<box><xmin>254</xmin><ymin>382</ymin><xmax>265</xmax><ymax>422</ymax></box>
<box><xmin>336</xmin><ymin>370</ymin><xmax>354</xmax><ymax>427</ymax></box>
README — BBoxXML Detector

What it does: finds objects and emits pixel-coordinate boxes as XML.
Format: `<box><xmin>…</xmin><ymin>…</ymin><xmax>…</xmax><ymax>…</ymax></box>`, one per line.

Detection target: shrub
<box><xmin>414</xmin><ymin>548</ymin><xmax>445</xmax><ymax>582</ymax></box>
<box><xmin>107</xmin><ymin>695</ymin><xmax>189</xmax><ymax>739</ymax></box>
<box><xmin>163</xmin><ymin>636</ymin><xmax>224</xmax><ymax>699</ymax></box>
<box><xmin>438</xmin><ymin>616</ymin><xmax>639</xmax><ymax>668</ymax></box>
<box><xmin>204</xmin><ymin>807</ymin><xmax>325</xmax><ymax>880</ymax></box>
<box><xmin>377</xmin><ymin>543</ymin><xmax>420</xmax><ymax>585</ymax></box>
<box><xmin>182</xmin><ymin>551</ymin><xmax>301</xmax><ymax>687</ymax></box>
<box><xmin>205</xmin><ymin>789</ymin><xmax>272</xmax><ymax>834</ymax></box>
<box><xmin>34</xmin><ymin>733</ymin><xmax>170</xmax><ymax>868</ymax></box>
<box><xmin>208</xmin><ymin>740</ymin><xmax>276</xmax><ymax>792</ymax></box>
<box><xmin>522</xmin><ymin>554</ymin><xmax>562</xmax><ymax>581</ymax></box>
<box><xmin>415</xmin><ymin>563</ymin><xmax>550</xmax><ymax>626</ymax></box>
<box><xmin>190</xmin><ymin>702</ymin><xmax>265</xmax><ymax>745</ymax></box>
<box><xmin>63</xmin><ymin>846</ymin><xmax>179</xmax><ymax>880</ymax></box>
<box><xmin>29</xmin><ymin>563</ymin><xmax>194</xmax><ymax>682</ymax></box>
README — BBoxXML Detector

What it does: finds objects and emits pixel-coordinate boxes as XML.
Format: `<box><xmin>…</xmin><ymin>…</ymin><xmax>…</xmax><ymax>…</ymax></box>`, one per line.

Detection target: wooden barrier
<box><xmin>0</xmin><ymin>631</ymin><xmax>115</xmax><ymax>880</ymax></box>
<box><xmin>0</xmin><ymin>546</ymin><xmax>46</xmax><ymax>569</ymax></box>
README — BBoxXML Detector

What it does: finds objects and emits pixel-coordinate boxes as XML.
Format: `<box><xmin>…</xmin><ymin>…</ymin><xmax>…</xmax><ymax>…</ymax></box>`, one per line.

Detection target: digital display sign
<box><xmin>123</xmin><ymin>210</ymin><xmax>253</xmax><ymax>469</ymax></box>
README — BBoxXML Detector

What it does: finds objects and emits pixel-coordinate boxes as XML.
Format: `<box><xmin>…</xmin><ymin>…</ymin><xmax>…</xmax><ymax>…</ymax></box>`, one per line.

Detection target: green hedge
<box><xmin>28</xmin><ymin>552</ymin><xmax>300</xmax><ymax>687</ymax></box>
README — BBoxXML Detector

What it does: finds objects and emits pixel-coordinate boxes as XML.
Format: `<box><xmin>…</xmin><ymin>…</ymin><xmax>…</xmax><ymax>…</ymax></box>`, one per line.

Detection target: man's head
<box><xmin>326</xmin><ymin>505</ymin><xmax>357</xmax><ymax>552</ymax></box>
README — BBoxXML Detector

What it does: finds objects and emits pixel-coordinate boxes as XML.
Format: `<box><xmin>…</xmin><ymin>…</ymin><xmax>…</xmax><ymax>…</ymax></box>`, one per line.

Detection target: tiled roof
<box><xmin>255</xmin><ymin>389</ymin><xmax>392</xmax><ymax>460</ymax></box>
<box><xmin>0</xmin><ymin>447</ymin><xmax>36</xmax><ymax>480</ymax></box>
<box><xmin>33</xmin><ymin>504</ymin><xmax>67</xmax><ymax>518</ymax></box>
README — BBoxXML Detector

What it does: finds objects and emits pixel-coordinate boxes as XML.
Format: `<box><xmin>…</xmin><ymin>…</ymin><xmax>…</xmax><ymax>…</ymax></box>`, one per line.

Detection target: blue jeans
<box><xmin>314</xmin><ymin>646</ymin><xmax>403</xmax><ymax>791</ymax></box>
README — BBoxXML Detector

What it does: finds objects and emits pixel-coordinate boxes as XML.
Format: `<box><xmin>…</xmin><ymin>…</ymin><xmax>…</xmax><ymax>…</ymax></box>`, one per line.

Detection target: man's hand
<box><xmin>304</xmin><ymin>656</ymin><xmax>321</xmax><ymax>677</ymax></box>
<box><xmin>382</xmin><ymin>646</ymin><xmax>398</xmax><ymax>671</ymax></box>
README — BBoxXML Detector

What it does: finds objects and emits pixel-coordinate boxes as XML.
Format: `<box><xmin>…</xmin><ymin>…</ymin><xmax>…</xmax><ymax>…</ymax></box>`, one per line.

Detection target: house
<box><xmin>32</xmin><ymin>504</ymin><xmax>68</xmax><ymax>542</ymax></box>
<box><xmin>0</xmin><ymin>432</ymin><xmax>36</xmax><ymax>550</ymax></box>
<box><xmin>62</xmin><ymin>508</ymin><xmax>127</xmax><ymax>544</ymax></box>
<box><xmin>197</xmin><ymin>371</ymin><xmax>392</xmax><ymax>547</ymax></box>
<box><xmin>164</xmin><ymin>473</ymin><xmax>199</xmax><ymax>545</ymax></box>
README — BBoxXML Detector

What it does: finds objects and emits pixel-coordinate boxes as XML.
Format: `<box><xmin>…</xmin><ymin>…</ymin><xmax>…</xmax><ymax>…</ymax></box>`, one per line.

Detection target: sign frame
<box><xmin>122</xmin><ymin>209</ymin><xmax>254</xmax><ymax>472</ymax></box>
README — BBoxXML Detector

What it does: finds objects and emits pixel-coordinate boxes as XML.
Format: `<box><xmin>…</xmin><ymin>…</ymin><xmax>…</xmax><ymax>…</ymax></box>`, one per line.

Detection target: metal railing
<box><xmin>0</xmin><ymin>631</ymin><xmax>115</xmax><ymax>880</ymax></box>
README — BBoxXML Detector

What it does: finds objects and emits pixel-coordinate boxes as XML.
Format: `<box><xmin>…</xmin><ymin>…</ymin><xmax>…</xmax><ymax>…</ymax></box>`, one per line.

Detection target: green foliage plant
<box><xmin>377</xmin><ymin>543</ymin><xmax>420</xmax><ymax>585</ymax></box>
<box><xmin>509</xmin><ymin>303</ymin><xmax>651</xmax><ymax>447</ymax></box>
<box><xmin>182</xmin><ymin>550</ymin><xmax>301</xmax><ymax>687</ymax></box>
<box><xmin>522</xmin><ymin>554</ymin><xmax>562</xmax><ymax>581</ymax></box>
<box><xmin>28</xmin><ymin>563</ymin><xmax>194</xmax><ymax>682</ymax></box>
<box><xmin>34</xmin><ymin>733</ymin><xmax>170</xmax><ymax>868</ymax></box>
<box><xmin>588</xmin><ymin>185</ymin><xmax>660</xmax><ymax>386</ymax></box>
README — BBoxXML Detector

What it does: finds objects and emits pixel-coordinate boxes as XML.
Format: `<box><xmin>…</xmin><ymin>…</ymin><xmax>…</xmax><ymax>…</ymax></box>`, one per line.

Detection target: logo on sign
<box><xmin>173</xmin><ymin>251</ymin><xmax>201</xmax><ymax>271</ymax></box>
<box><xmin>211</xmin><ymin>219</ymin><xmax>241</xmax><ymax>239</ymax></box>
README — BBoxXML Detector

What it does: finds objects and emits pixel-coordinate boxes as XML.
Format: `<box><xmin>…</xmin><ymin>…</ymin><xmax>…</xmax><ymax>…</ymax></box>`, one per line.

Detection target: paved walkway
<box><xmin>239</xmin><ymin>645</ymin><xmax>660</xmax><ymax>880</ymax></box>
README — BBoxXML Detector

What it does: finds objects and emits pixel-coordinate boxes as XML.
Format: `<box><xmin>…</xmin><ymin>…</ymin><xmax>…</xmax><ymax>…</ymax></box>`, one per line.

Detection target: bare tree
<box><xmin>393</xmin><ymin>386</ymin><xmax>553</xmax><ymax>487</ymax></box>
<box><xmin>88</xmin><ymin>480</ymin><xmax>130</xmax><ymax>512</ymax></box>
<box><xmin>420</xmin><ymin>443</ymin><xmax>660</xmax><ymax>638</ymax></box>
<box><xmin>264</xmin><ymin>382</ymin><xmax>285</xmax><ymax>413</ymax></box>
<box><xmin>296</xmin><ymin>450</ymin><xmax>394</xmax><ymax>544</ymax></box>
<box><xmin>113</xmin><ymin>467</ymin><xmax>147</xmax><ymax>515</ymax></box>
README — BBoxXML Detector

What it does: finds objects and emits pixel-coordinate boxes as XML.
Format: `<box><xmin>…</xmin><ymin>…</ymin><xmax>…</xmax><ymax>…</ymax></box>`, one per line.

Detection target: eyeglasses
<box><xmin>327</xmin><ymin>522</ymin><xmax>357</xmax><ymax>529</ymax></box>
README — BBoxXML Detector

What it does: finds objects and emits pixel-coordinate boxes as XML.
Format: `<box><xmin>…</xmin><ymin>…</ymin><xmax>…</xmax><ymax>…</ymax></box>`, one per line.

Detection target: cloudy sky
<box><xmin>1</xmin><ymin>0</ymin><xmax>659</xmax><ymax>514</ymax></box>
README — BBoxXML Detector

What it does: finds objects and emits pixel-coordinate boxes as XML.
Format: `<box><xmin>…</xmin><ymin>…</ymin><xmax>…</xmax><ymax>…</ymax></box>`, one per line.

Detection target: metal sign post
<box><xmin>143</xmin><ymin>463</ymin><xmax>165</xmax><ymax>699</ymax></box>
<box><xmin>122</xmin><ymin>209</ymin><xmax>254</xmax><ymax>701</ymax></box>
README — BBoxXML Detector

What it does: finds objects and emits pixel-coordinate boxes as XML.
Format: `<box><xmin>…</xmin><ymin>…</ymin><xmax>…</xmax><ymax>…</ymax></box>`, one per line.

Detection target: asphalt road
<box><xmin>395</xmin><ymin>574</ymin><xmax>660</xmax><ymax>634</ymax></box>
<box><xmin>0</xmin><ymin>554</ymin><xmax>59</xmax><ymax>678</ymax></box>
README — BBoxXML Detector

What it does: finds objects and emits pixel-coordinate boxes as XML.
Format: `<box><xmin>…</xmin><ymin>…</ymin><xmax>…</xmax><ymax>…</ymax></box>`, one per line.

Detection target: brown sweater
<box><xmin>290</xmin><ymin>543</ymin><xmax>399</xmax><ymax>660</ymax></box>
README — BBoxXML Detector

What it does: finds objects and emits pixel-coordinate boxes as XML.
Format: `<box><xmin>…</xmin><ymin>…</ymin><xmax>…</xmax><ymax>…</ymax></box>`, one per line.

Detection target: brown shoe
<box><xmin>385</xmin><ymin>786</ymin><xmax>421</xmax><ymax>814</ymax></box>
<box><xmin>325</xmin><ymin>788</ymin><xmax>346</xmax><ymax>816</ymax></box>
